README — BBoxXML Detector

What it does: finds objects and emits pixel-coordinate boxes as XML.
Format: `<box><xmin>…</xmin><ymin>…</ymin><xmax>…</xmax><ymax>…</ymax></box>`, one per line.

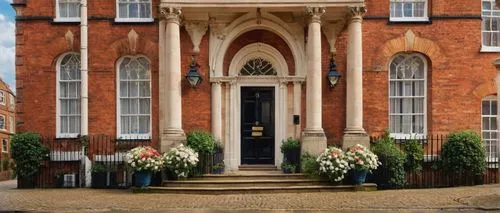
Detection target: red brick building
<box><xmin>0</xmin><ymin>78</ymin><xmax>16</xmax><ymax>181</ymax></box>
<box><xmin>12</xmin><ymin>0</ymin><xmax>500</xmax><ymax>171</ymax></box>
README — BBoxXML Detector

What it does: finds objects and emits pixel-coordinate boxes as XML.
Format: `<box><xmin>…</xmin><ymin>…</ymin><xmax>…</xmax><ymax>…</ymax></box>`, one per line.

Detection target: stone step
<box><xmin>238</xmin><ymin>164</ymin><xmax>278</xmax><ymax>171</ymax></box>
<box><xmin>190</xmin><ymin>173</ymin><xmax>306</xmax><ymax>180</ymax></box>
<box><xmin>162</xmin><ymin>179</ymin><xmax>329</xmax><ymax>188</ymax></box>
<box><xmin>136</xmin><ymin>184</ymin><xmax>377</xmax><ymax>194</ymax></box>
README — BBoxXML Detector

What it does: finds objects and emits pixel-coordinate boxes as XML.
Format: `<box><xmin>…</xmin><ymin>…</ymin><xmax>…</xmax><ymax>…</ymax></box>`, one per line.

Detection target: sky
<box><xmin>0</xmin><ymin>0</ymin><xmax>15</xmax><ymax>92</ymax></box>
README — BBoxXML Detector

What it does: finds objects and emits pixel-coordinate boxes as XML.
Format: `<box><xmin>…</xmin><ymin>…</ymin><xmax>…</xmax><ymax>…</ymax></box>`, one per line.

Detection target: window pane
<box><xmin>139</xmin><ymin>99</ymin><xmax>150</xmax><ymax>114</ymax></box>
<box><xmin>139</xmin><ymin>116</ymin><xmax>150</xmax><ymax>134</ymax></box>
<box><xmin>492</xmin><ymin>100</ymin><xmax>497</xmax><ymax>115</ymax></box>
<box><xmin>492</xmin><ymin>117</ymin><xmax>498</xmax><ymax>130</ymax></box>
<box><xmin>119</xmin><ymin>3</ymin><xmax>128</xmax><ymax>18</ymax></box>
<box><xmin>121</xmin><ymin>99</ymin><xmax>130</xmax><ymax>114</ymax></box>
<box><xmin>129</xmin><ymin>3</ymin><xmax>139</xmax><ymax>18</ymax></box>
<box><xmin>484</xmin><ymin>117</ymin><xmax>491</xmax><ymax>130</ymax></box>
<box><xmin>120</xmin><ymin>81</ymin><xmax>128</xmax><ymax>97</ymax></box>
<box><xmin>403</xmin><ymin>2</ymin><xmax>413</xmax><ymax>17</ymax></box>
<box><xmin>128</xmin><ymin>82</ymin><xmax>139</xmax><ymax>97</ymax></box>
<box><xmin>483</xmin><ymin>100</ymin><xmax>491</xmax><ymax>115</ymax></box>
<box><xmin>139</xmin><ymin>82</ymin><xmax>150</xmax><ymax>97</ymax></box>
<box><xmin>395</xmin><ymin>3</ymin><xmax>403</xmax><ymax>17</ymax></box>
<box><xmin>121</xmin><ymin>116</ymin><xmax>130</xmax><ymax>134</ymax></box>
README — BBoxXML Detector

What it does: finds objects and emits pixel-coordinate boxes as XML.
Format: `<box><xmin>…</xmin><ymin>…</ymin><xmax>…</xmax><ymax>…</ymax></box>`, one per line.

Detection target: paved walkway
<box><xmin>1</xmin><ymin>180</ymin><xmax>500</xmax><ymax>212</ymax></box>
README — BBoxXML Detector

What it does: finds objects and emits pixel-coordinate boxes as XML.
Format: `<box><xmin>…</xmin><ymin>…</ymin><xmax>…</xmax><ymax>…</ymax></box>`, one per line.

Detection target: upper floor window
<box><xmin>117</xmin><ymin>56</ymin><xmax>151</xmax><ymax>139</ymax></box>
<box><xmin>389</xmin><ymin>53</ymin><xmax>427</xmax><ymax>139</ymax></box>
<box><xmin>116</xmin><ymin>0</ymin><xmax>153</xmax><ymax>23</ymax></box>
<box><xmin>0</xmin><ymin>91</ymin><xmax>5</xmax><ymax>106</ymax></box>
<box><xmin>0</xmin><ymin>115</ymin><xmax>6</xmax><ymax>131</ymax></box>
<box><xmin>9</xmin><ymin>116</ymin><xmax>14</xmax><ymax>133</ymax></box>
<box><xmin>57</xmin><ymin>53</ymin><xmax>81</xmax><ymax>138</ymax></box>
<box><xmin>9</xmin><ymin>94</ymin><xmax>14</xmax><ymax>110</ymax></box>
<box><xmin>390</xmin><ymin>0</ymin><xmax>429</xmax><ymax>22</ymax></box>
<box><xmin>482</xmin><ymin>0</ymin><xmax>500</xmax><ymax>52</ymax></box>
<box><xmin>1</xmin><ymin>139</ymin><xmax>7</xmax><ymax>153</ymax></box>
<box><xmin>55</xmin><ymin>0</ymin><xmax>81</xmax><ymax>22</ymax></box>
<box><xmin>482</xmin><ymin>97</ymin><xmax>498</xmax><ymax>160</ymax></box>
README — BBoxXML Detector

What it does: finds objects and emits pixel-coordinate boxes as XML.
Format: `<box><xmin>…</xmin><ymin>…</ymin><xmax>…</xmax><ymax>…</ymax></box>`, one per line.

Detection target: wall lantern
<box><xmin>327</xmin><ymin>55</ymin><xmax>341</xmax><ymax>87</ymax></box>
<box><xmin>185</xmin><ymin>56</ymin><xmax>203</xmax><ymax>87</ymax></box>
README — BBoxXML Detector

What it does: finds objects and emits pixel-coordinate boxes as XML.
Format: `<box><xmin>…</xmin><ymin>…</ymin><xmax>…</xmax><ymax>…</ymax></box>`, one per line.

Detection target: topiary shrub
<box><xmin>404</xmin><ymin>139</ymin><xmax>424</xmax><ymax>173</ymax></box>
<box><xmin>11</xmin><ymin>132</ymin><xmax>48</xmax><ymax>187</ymax></box>
<box><xmin>370</xmin><ymin>131</ymin><xmax>407</xmax><ymax>189</ymax></box>
<box><xmin>441</xmin><ymin>131</ymin><xmax>486</xmax><ymax>176</ymax></box>
<box><xmin>186</xmin><ymin>130</ymin><xmax>217</xmax><ymax>154</ymax></box>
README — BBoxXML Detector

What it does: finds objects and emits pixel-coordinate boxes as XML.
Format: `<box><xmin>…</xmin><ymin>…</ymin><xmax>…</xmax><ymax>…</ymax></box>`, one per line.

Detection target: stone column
<box><xmin>212</xmin><ymin>82</ymin><xmax>222</xmax><ymax>141</ymax></box>
<box><xmin>301</xmin><ymin>7</ymin><xmax>327</xmax><ymax>155</ymax></box>
<box><xmin>159</xmin><ymin>7</ymin><xmax>185</xmax><ymax>152</ymax></box>
<box><xmin>343</xmin><ymin>7</ymin><xmax>369</xmax><ymax>150</ymax></box>
<box><xmin>293</xmin><ymin>81</ymin><xmax>302</xmax><ymax>139</ymax></box>
<box><xmin>494</xmin><ymin>58</ymin><xmax>500</xmax><ymax>183</ymax></box>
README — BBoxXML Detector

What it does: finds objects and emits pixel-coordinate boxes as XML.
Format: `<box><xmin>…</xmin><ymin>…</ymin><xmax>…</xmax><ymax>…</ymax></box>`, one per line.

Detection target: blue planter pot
<box><xmin>353</xmin><ymin>170</ymin><xmax>368</xmax><ymax>185</ymax></box>
<box><xmin>135</xmin><ymin>171</ymin><xmax>152</xmax><ymax>188</ymax></box>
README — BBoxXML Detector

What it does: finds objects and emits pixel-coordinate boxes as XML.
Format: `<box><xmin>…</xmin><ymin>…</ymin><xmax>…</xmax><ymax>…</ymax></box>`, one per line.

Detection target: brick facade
<box><xmin>13</xmin><ymin>0</ymin><xmax>499</xmax><ymax>149</ymax></box>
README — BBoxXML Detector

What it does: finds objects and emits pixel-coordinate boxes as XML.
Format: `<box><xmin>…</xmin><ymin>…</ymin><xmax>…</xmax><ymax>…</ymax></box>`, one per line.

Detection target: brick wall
<box><xmin>14</xmin><ymin>1</ymin><xmax>499</xmax><ymax>147</ymax></box>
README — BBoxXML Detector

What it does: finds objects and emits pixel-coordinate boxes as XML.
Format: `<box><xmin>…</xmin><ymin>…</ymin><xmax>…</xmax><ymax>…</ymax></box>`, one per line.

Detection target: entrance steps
<box><xmin>238</xmin><ymin>164</ymin><xmax>278</xmax><ymax>171</ymax></box>
<box><xmin>135</xmin><ymin>171</ymin><xmax>377</xmax><ymax>194</ymax></box>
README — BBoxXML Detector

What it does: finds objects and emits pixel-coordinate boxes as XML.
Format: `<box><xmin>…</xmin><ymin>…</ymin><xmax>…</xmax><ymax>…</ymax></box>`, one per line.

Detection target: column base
<box><xmin>301</xmin><ymin>129</ymin><xmax>327</xmax><ymax>155</ymax></box>
<box><xmin>342</xmin><ymin>132</ymin><xmax>370</xmax><ymax>150</ymax></box>
<box><xmin>160</xmin><ymin>129</ymin><xmax>186</xmax><ymax>152</ymax></box>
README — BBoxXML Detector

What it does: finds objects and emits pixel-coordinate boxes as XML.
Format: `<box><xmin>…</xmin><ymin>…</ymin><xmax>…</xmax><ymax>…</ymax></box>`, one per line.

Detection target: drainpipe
<box><xmin>80</xmin><ymin>0</ymin><xmax>90</xmax><ymax>187</ymax></box>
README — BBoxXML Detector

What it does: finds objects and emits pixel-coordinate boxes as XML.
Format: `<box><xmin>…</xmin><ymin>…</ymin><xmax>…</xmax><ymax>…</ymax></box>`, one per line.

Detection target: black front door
<box><xmin>241</xmin><ymin>87</ymin><xmax>275</xmax><ymax>164</ymax></box>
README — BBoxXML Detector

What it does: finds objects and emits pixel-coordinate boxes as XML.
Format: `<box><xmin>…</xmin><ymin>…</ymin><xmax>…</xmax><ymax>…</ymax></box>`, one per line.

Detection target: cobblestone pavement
<box><xmin>1</xmin><ymin>180</ymin><xmax>500</xmax><ymax>212</ymax></box>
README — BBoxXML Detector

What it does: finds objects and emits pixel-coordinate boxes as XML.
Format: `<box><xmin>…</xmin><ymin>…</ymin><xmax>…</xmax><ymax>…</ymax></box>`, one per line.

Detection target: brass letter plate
<box><xmin>252</xmin><ymin>126</ymin><xmax>264</xmax><ymax>131</ymax></box>
<box><xmin>251</xmin><ymin>132</ymin><xmax>263</xmax><ymax>137</ymax></box>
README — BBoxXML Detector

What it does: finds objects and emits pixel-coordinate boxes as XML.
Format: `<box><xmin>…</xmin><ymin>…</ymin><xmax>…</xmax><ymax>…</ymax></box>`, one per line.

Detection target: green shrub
<box><xmin>186</xmin><ymin>130</ymin><xmax>217</xmax><ymax>154</ymax></box>
<box><xmin>280</xmin><ymin>138</ymin><xmax>300</xmax><ymax>153</ymax></box>
<box><xmin>371</xmin><ymin>131</ymin><xmax>406</xmax><ymax>189</ymax></box>
<box><xmin>404</xmin><ymin>139</ymin><xmax>424</xmax><ymax>173</ymax></box>
<box><xmin>91</xmin><ymin>163</ymin><xmax>107</xmax><ymax>173</ymax></box>
<box><xmin>11</xmin><ymin>132</ymin><xmax>48</xmax><ymax>178</ymax></box>
<box><xmin>301</xmin><ymin>152</ymin><xmax>321</xmax><ymax>178</ymax></box>
<box><xmin>441</xmin><ymin>131</ymin><xmax>486</xmax><ymax>176</ymax></box>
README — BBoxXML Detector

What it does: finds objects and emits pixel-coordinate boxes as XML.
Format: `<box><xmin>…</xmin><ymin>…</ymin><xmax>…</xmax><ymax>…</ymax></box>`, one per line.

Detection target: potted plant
<box><xmin>345</xmin><ymin>144</ymin><xmax>380</xmax><ymax>185</ymax></box>
<box><xmin>54</xmin><ymin>170</ymin><xmax>65</xmax><ymax>188</ymax></box>
<box><xmin>212</xmin><ymin>162</ymin><xmax>225</xmax><ymax>174</ymax></box>
<box><xmin>91</xmin><ymin>163</ymin><xmax>107</xmax><ymax>188</ymax></box>
<box><xmin>126</xmin><ymin>146</ymin><xmax>164</xmax><ymax>188</ymax></box>
<box><xmin>317</xmin><ymin>147</ymin><xmax>350</xmax><ymax>183</ymax></box>
<box><xmin>281</xmin><ymin>161</ymin><xmax>296</xmax><ymax>174</ymax></box>
<box><xmin>163</xmin><ymin>144</ymin><xmax>199</xmax><ymax>180</ymax></box>
<box><xmin>280</xmin><ymin>138</ymin><xmax>301</xmax><ymax>172</ymax></box>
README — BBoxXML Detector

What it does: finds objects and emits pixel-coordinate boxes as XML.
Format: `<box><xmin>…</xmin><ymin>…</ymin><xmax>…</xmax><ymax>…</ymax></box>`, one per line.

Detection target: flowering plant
<box><xmin>163</xmin><ymin>144</ymin><xmax>199</xmax><ymax>178</ymax></box>
<box><xmin>126</xmin><ymin>146</ymin><xmax>164</xmax><ymax>172</ymax></box>
<box><xmin>317</xmin><ymin>147</ymin><xmax>350</xmax><ymax>182</ymax></box>
<box><xmin>345</xmin><ymin>144</ymin><xmax>380</xmax><ymax>172</ymax></box>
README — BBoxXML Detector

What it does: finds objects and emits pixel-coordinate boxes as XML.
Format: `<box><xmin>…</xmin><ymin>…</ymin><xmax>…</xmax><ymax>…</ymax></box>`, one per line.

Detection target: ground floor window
<box><xmin>1</xmin><ymin>139</ymin><xmax>7</xmax><ymax>153</ymax></box>
<box><xmin>482</xmin><ymin>96</ymin><xmax>498</xmax><ymax>160</ymax></box>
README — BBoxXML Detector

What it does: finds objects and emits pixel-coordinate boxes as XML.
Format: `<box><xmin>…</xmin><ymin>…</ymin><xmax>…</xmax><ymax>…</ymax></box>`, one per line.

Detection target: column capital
<box><xmin>160</xmin><ymin>7</ymin><xmax>182</xmax><ymax>24</ymax></box>
<box><xmin>348</xmin><ymin>6</ymin><xmax>367</xmax><ymax>23</ymax></box>
<box><xmin>306</xmin><ymin>7</ymin><xmax>325</xmax><ymax>24</ymax></box>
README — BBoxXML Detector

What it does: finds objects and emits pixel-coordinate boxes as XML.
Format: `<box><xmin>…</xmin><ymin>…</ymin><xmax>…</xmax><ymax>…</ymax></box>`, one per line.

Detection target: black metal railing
<box><xmin>27</xmin><ymin>135</ymin><xmax>224</xmax><ymax>188</ymax></box>
<box><xmin>369</xmin><ymin>135</ymin><xmax>499</xmax><ymax>189</ymax></box>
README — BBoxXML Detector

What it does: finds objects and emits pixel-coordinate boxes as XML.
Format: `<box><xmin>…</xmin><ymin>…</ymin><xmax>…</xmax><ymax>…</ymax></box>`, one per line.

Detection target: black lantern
<box><xmin>327</xmin><ymin>55</ymin><xmax>341</xmax><ymax>87</ymax></box>
<box><xmin>185</xmin><ymin>56</ymin><xmax>202</xmax><ymax>87</ymax></box>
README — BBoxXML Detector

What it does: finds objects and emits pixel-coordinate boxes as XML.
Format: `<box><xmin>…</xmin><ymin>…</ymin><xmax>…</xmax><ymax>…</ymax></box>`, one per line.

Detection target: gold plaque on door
<box><xmin>251</xmin><ymin>131</ymin><xmax>263</xmax><ymax>137</ymax></box>
<box><xmin>252</xmin><ymin>126</ymin><xmax>264</xmax><ymax>131</ymax></box>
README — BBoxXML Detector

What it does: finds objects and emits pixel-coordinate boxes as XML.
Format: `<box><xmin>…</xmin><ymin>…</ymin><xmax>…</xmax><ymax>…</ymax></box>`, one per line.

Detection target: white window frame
<box><xmin>0</xmin><ymin>91</ymin><xmax>5</xmax><ymax>106</ymax></box>
<box><xmin>481</xmin><ymin>96</ymin><xmax>499</xmax><ymax>162</ymax></box>
<box><xmin>0</xmin><ymin>115</ymin><xmax>6</xmax><ymax>131</ymax></box>
<box><xmin>56</xmin><ymin>52</ymin><xmax>81</xmax><ymax>138</ymax></box>
<box><xmin>389</xmin><ymin>0</ymin><xmax>429</xmax><ymax>22</ymax></box>
<box><xmin>9</xmin><ymin>93</ymin><xmax>14</xmax><ymax>110</ymax></box>
<box><xmin>481</xmin><ymin>0</ymin><xmax>500</xmax><ymax>52</ymax></box>
<box><xmin>1</xmin><ymin>139</ymin><xmax>7</xmax><ymax>153</ymax></box>
<box><xmin>115</xmin><ymin>0</ymin><xmax>154</xmax><ymax>23</ymax></box>
<box><xmin>116</xmin><ymin>56</ymin><xmax>152</xmax><ymax>139</ymax></box>
<box><xmin>388</xmin><ymin>53</ymin><xmax>428</xmax><ymax>140</ymax></box>
<box><xmin>9</xmin><ymin>115</ymin><xmax>14</xmax><ymax>133</ymax></box>
<box><xmin>54</xmin><ymin>0</ymin><xmax>81</xmax><ymax>23</ymax></box>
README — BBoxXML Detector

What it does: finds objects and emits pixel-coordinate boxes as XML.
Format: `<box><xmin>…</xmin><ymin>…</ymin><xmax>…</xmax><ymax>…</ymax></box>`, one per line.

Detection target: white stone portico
<box><xmin>158</xmin><ymin>0</ymin><xmax>368</xmax><ymax>171</ymax></box>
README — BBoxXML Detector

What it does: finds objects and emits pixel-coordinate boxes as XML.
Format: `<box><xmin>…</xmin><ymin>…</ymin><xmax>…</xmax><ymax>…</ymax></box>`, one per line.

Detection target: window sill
<box><xmin>390</xmin><ymin>133</ymin><xmax>426</xmax><ymax>140</ymax></box>
<box><xmin>388</xmin><ymin>18</ymin><xmax>431</xmax><ymax>25</ymax></box>
<box><xmin>114</xmin><ymin>18</ymin><xmax>154</xmax><ymax>23</ymax></box>
<box><xmin>56</xmin><ymin>134</ymin><xmax>79</xmax><ymax>139</ymax></box>
<box><xmin>117</xmin><ymin>135</ymin><xmax>151</xmax><ymax>140</ymax></box>
<box><xmin>480</xmin><ymin>46</ymin><xmax>500</xmax><ymax>53</ymax></box>
<box><xmin>53</xmin><ymin>18</ymin><xmax>81</xmax><ymax>23</ymax></box>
